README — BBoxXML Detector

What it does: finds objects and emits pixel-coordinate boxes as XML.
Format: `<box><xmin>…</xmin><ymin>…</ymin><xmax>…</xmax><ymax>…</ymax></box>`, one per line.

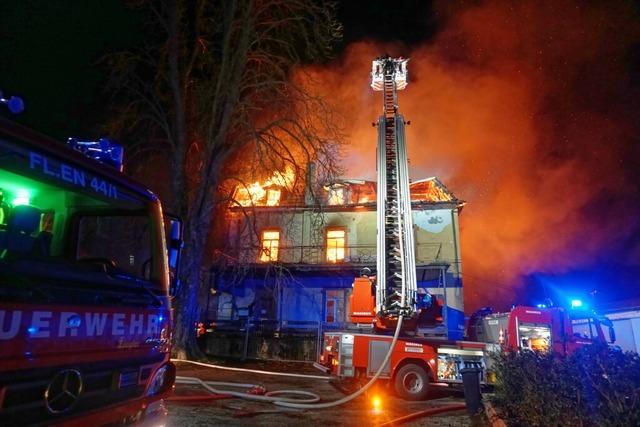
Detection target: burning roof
<box><xmin>231</xmin><ymin>172</ymin><xmax>458</xmax><ymax>208</ymax></box>
<box><xmin>232</xmin><ymin>166</ymin><xmax>296</xmax><ymax>207</ymax></box>
<box><xmin>409</xmin><ymin>177</ymin><xmax>457</xmax><ymax>203</ymax></box>
<box><xmin>324</xmin><ymin>177</ymin><xmax>458</xmax><ymax>205</ymax></box>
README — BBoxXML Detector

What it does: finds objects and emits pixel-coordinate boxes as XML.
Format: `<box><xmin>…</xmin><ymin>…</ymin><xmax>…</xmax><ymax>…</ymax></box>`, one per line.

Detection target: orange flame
<box><xmin>410</xmin><ymin>179</ymin><xmax>454</xmax><ymax>203</ymax></box>
<box><xmin>234</xmin><ymin>166</ymin><xmax>296</xmax><ymax>207</ymax></box>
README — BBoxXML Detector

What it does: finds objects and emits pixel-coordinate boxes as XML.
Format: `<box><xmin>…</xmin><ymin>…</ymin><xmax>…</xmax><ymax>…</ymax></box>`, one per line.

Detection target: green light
<box><xmin>12</xmin><ymin>189</ymin><xmax>30</xmax><ymax>206</ymax></box>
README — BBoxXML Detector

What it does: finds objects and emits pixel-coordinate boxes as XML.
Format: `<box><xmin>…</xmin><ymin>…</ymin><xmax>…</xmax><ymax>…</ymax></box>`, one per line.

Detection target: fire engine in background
<box><xmin>317</xmin><ymin>59</ymin><xmax>616</xmax><ymax>400</ymax></box>
<box><xmin>0</xmin><ymin>94</ymin><xmax>182</xmax><ymax>425</ymax></box>
<box><xmin>467</xmin><ymin>304</ymin><xmax>616</xmax><ymax>354</ymax></box>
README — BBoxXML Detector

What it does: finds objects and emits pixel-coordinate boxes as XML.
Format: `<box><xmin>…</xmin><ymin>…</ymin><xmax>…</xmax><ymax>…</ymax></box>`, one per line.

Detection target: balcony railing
<box><xmin>224</xmin><ymin>242</ymin><xmax>443</xmax><ymax>266</ymax></box>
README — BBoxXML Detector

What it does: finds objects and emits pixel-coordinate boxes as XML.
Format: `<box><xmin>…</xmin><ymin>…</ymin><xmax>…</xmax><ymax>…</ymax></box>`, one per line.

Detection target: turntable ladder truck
<box><xmin>318</xmin><ymin>57</ymin><xmax>487</xmax><ymax>400</ymax></box>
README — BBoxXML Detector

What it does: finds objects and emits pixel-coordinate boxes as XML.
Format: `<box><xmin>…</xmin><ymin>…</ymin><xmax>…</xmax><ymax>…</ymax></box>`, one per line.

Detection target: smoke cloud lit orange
<box><xmin>303</xmin><ymin>0</ymin><xmax>640</xmax><ymax>311</ymax></box>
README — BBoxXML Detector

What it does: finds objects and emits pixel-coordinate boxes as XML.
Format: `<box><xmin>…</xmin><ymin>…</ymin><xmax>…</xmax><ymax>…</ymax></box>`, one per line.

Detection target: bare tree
<box><xmin>104</xmin><ymin>0</ymin><xmax>342</xmax><ymax>358</ymax></box>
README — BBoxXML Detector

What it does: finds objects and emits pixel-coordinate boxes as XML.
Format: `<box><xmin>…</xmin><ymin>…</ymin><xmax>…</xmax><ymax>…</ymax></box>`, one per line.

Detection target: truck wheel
<box><xmin>394</xmin><ymin>363</ymin><xmax>429</xmax><ymax>401</ymax></box>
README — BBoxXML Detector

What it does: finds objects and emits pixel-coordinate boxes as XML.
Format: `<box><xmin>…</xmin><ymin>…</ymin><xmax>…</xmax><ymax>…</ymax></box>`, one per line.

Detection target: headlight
<box><xmin>145</xmin><ymin>364</ymin><xmax>175</xmax><ymax>397</ymax></box>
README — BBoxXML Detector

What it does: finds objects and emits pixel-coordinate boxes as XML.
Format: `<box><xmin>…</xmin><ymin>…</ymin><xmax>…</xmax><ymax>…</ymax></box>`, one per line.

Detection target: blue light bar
<box><xmin>67</xmin><ymin>137</ymin><xmax>124</xmax><ymax>171</ymax></box>
<box><xmin>0</xmin><ymin>90</ymin><xmax>25</xmax><ymax>114</ymax></box>
<box><xmin>570</xmin><ymin>299</ymin><xmax>583</xmax><ymax>309</ymax></box>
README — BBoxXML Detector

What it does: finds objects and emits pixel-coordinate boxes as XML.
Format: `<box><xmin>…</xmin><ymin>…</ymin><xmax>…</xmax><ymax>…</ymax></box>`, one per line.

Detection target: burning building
<box><xmin>208</xmin><ymin>167</ymin><xmax>464</xmax><ymax>337</ymax></box>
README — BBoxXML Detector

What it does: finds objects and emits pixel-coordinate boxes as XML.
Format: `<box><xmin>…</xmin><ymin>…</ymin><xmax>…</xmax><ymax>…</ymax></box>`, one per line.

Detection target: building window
<box><xmin>326</xmin><ymin>228</ymin><xmax>345</xmax><ymax>262</ymax></box>
<box><xmin>265</xmin><ymin>188</ymin><xmax>281</xmax><ymax>206</ymax></box>
<box><xmin>325</xmin><ymin>298</ymin><xmax>337</xmax><ymax>323</ymax></box>
<box><xmin>260</xmin><ymin>230</ymin><xmax>280</xmax><ymax>262</ymax></box>
<box><xmin>325</xmin><ymin>290</ymin><xmax>343</xmax><ymax>323</ymax></box>
<box><xmin>327</xmin><ymin>187</ymin><xmax>345</xmax><ymax>205</ymax></box>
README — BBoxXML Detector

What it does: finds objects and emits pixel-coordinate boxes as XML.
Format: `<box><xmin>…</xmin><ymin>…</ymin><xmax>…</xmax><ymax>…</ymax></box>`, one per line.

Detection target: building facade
<box><xmin>209</xmin><ymin>175</ymin><xmax>466</xmax><ymax>339</ymax></box>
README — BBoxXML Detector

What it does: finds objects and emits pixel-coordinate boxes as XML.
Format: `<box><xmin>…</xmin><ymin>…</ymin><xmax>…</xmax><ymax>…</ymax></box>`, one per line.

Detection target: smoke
<box><xmin>304</xmin><ymin>0</ymin><xmax>640</xmax><ymax>310</ymax></box>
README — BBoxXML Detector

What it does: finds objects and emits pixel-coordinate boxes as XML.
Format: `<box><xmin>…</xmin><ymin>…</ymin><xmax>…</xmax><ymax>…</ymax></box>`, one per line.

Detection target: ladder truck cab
<box><xmin>467</xmin><ymin>305</ymin><xmax>616</xmax><ymax>355</ymax></box>
<box><xmin>0</xmin><ymin>102</ymin><xmax>181</xmax><ymax>426</ymax></box>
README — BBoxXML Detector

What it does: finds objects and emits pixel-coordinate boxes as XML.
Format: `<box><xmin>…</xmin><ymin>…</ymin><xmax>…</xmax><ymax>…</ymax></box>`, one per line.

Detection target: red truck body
<box><xmin>319</xmin><ymin>304</ymin><xmax>612</xmax><ymax>400</ymax></box>
<box><xmin>0</xmin><ymin>117</ymin><xmax>175</xmax><ymax>425</ymax></box>
<box><xmin>467</xmin><ymin>306</ymin><xmax>611</xmax><ymax>355</ymax></box>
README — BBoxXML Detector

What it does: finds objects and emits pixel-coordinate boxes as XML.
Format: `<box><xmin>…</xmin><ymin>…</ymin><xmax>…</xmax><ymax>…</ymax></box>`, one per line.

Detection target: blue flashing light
<box><xmin>0</xmin><ymin>90</ymin><xmax>25</xmax><ymax>114</ymax></box>
<box><xmin>158</xmin><ymin>315</ymin><xmax>165</xmax><ymax>323</ymax></box>
<box><xmin>570</xmin><ymin>299</ymin><xmax>584</xmax><ymax>309</ymax></box>
<box><xmin>536</xmin><ymin>303</ymin><xmax>548</xmax><ymax>309</ymax></box>
<box><xmin>67</xmin><ymin>137</ymin><xmax>124</xmax><ymax>171</ymax></box>
<box><xmin>27</xmin><ymin>326</ymin><xmax>37</xmax><ymax>335</ymax></box>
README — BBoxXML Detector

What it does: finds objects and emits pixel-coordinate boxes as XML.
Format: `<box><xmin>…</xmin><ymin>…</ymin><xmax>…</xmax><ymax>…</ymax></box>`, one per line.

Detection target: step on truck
<box><xmin>0</xmin><ymin>109</ymin><xmax>181</xmax><ymax>425</ymax></box>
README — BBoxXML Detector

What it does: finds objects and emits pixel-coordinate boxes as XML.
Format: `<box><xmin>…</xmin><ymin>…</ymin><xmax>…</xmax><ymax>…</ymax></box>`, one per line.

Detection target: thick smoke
<box><xmin>305</xmin><ymin>0</ymin><xmax>640</xmax><ymax>310</ymax></box>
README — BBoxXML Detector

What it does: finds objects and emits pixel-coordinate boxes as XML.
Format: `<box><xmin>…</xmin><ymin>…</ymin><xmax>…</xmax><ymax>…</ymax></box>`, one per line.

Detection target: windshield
<box><xmin>0</xmin><ymin>147</ymin><xmax>163</xmax><ymax>305</ymax></box>
<box><xmin>77</xmin><ymin>215</ymin><xmax>151</xmax><ymax>280</ymax></box>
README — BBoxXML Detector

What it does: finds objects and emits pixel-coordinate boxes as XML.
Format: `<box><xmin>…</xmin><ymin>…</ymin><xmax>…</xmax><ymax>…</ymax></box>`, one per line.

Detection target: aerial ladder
<box><xmin>350</xmin><ymin>57</ymin><xmax>421</xmax><ymax>331</ymax></box>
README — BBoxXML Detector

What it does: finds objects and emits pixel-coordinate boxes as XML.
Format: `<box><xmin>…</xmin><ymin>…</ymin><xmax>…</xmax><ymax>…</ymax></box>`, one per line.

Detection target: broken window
<box><xmin>326</xmin><ymin>228</ymin><xmax>345</xmax><ymax>262</ymax></box>
<box><xmin>327</xmin><ymin>187</ymin><xmax>345</xmax><ymax>205</ymax></box>
<box><xmin>260</xmin><ymin>230</ymin><xmax>280</xmax><ymax>262</ymax></box>
<box><xmin>265</xmin><ymin>189</ymin><xmax>281</xmax><ymax>206</ymax></box>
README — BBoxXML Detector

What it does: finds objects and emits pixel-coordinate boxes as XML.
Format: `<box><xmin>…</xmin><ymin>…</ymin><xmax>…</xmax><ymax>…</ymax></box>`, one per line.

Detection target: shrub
<box><xmin>491</xmin><ymin>344</ymin><xmax>640</xmax><ymax>427</ymax></box>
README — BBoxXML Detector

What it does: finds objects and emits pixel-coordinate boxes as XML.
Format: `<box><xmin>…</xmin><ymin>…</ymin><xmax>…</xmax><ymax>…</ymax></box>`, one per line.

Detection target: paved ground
<box><xmin>163</xmin><ymin>360</ymin><xmax>472</xmax><ymax>427</ymax></box>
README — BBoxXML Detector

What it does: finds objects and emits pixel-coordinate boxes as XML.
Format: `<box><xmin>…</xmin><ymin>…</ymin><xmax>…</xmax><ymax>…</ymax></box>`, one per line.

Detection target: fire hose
<box><xmin>273</xmin><ymin>315</ymin><xmax>404</xmax><ymax>409</ymax></box>
<box><xmin>172</xmin><ymin>376</ymin><xmax>320</xmax><ymax>404</ymax></box>
<box><xmin>170</xmin><ymin>314</ymin><xmax>404</xmax><ymax>410</ymax></box>
<box><xmin>170</xmin><ymin>358</ymin><xmax>331</xmax><ymax>380</ymax></box>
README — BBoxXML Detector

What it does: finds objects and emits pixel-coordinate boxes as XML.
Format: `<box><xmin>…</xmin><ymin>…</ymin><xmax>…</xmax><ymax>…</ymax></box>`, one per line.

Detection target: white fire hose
<box><xmin>174</xmin><ymin>376</ymin><xmax>320</xmax><ymax>403</ymax></box>
<box><xmin>171</xmin><ymin>315</ymin><xmax>404</xmax><ymax>410</ymax></box>
<box><xmin>171</xmin><ymin>358</ymin><xmax>331</xmax><ymax>380</ymax></box>
<box><xmin>274</xmin><ymin>315</ymin><xmax>403</xmax><ymax>409</ymax></box>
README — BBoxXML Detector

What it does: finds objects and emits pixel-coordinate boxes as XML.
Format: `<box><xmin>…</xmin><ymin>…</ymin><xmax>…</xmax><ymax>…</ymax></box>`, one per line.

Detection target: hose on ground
<box><xmin>171</xmin><ymin>358</ymin><xmax>331</xmax><ymax>381</ymax></box>
<box><xmin>166</xmin><ymin>394</ymin><xmax>232</xmax><ymax>402</ymax></box>
<box><xmin>273</xmin><ymin>315</ymin><xmax>404</xmax><ymax>409</ymax></box>
<box><xmin>171</xmin><ymin>315</ymin><xmax>403</xmax><ymax>410</ymax></box>
<box><xmin>174</xmin><ymin>375</ymin><xmax>320</xmax><ymax>404</ymax></box>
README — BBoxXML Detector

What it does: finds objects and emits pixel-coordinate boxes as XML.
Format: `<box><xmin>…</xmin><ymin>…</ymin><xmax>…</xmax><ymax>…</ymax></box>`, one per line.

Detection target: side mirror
<box><xmin>608</xmin><ymin>326</ymin><xmax>616</xmax><ymax>344</ymax></box>
<box><xmin>165</xmin><ymin>215</ymin><xmax>183</xmax><ymax>296</ymax></box>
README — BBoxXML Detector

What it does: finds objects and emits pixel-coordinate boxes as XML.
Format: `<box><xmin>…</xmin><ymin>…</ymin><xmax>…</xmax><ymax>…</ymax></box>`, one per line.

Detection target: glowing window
<box><xmin>266</xmin><ymin>189</ymin><xmax>281</xmax><ymax>206</ymax></box>
<box><xmin>326</xmin><ymin>229</ymin><xmax>345</xmax><ymax>262</ymax></box>
<box><xmin>327</xmin><ymin>188</ymin><xmax>345</xmax><ymax>205</ymax></box>
<box><xmin>260</xmin><ymin>230</ymin><xmax>280</xmax><ymax>262</ymax></box>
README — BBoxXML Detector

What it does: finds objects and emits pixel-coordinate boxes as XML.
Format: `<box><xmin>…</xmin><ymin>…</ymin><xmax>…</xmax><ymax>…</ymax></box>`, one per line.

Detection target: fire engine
<box><xmin>467</xmin><ymin>305</ymin><xmax>615</xmax><ymax>354</ymax></box>
<box><xmin>0</xmin><ymin>95</ymin><xmax>181</xmax><ymax>425</ymax></box>
<box><xmin>317</xmin><ymin>59</ymin><xmax>615</xmax><ymax>400</ymax></box>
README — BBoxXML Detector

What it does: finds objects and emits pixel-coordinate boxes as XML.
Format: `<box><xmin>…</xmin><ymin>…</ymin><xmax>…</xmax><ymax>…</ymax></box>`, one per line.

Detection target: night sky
<box><xmin>0</xmin><ymin>2</ymin><xmax>140</xmax><ymax>137</ymax></box>
<box><xmin>1</xmin><ymin>1</ymin><xmax>639</xmax><ymax>311</ymax></box>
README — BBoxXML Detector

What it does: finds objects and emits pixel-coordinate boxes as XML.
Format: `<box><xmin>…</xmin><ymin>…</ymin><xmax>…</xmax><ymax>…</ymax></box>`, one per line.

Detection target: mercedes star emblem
<box><xmin>44</xmin><ymin>369</ymin><xmax>83</xmax><ymax>414</ymax></box>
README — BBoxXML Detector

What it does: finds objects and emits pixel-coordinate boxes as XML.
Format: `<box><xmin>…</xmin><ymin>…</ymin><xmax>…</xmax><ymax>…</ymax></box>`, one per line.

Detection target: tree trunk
<box><xmin>172</xmin><ymin>212</ymin><xmax>207</xmax><ymax>359</ymax></box>
<box><xmin>171</xmin><ymin>165</ymin><xmax>224</xmax><ymax>358</ymax></box>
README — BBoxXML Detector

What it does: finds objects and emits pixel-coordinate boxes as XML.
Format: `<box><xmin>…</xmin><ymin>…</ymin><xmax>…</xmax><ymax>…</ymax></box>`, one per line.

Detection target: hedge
<box><xmin>491</xmin><ymin>344</ymin><xmax>640</xmax><ymax>426</ymax></box>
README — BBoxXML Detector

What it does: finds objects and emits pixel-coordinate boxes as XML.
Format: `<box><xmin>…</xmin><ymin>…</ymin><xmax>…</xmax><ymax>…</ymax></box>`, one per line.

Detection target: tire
<box><xmin>393</xmin><ymin>363</ymin><xmax>430</xmax><ymax>401</ymax></box>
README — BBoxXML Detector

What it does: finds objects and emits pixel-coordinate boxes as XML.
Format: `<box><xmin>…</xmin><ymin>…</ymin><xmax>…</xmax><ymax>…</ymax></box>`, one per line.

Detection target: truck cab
<box><xmin>0</xmin><ymin>117</ymin><xmax>176</xmax><ymax>425</ymax></box>
<box><xmin>468</xmin><ymin>306</ymin><xmax>615</xmax><ymax>355</ymax></box>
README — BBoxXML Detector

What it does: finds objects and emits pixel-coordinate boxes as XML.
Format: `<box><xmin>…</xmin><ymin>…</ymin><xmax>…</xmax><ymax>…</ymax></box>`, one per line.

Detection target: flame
<box><xmin>410</xmin><ymin>179</ymin><xmax>454</xmax><ymax>203</ymax></box>
<box><xmin>234</xmin><ymin>166</ymin><xmax>295</xmax><ymax>207</ymax></box>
